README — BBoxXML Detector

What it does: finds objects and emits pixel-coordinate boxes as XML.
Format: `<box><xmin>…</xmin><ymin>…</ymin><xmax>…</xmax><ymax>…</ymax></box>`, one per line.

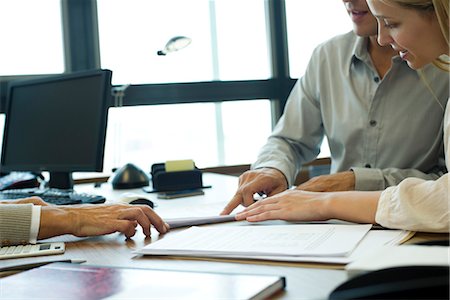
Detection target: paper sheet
<box><xmin>139</xmin><ymin>224</ymin><xmax>372</xmax><ymax>257</ymax></box>
<box><xmin>205</xmin><ymin>229</ymin><xmax>414</xmax><ymax>264</ymax></box>
<box><xmin>165</xmin><ymin>215</ymin><xmax>237</xmax><ymax>229</ymax></box>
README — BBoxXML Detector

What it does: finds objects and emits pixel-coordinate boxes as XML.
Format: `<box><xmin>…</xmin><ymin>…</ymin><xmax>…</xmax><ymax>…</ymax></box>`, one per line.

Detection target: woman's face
<box><xmin>367</xmin><ymin>0</ymin><xmax>447</xmax><ymax>69</ymax></box>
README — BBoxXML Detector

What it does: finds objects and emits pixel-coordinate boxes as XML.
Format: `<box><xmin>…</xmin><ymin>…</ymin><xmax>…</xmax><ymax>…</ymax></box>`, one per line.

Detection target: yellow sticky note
<box><xmin>165</xmin><ymin>159</ymin><xmax>195</xmax><ymax>172</ymax></box>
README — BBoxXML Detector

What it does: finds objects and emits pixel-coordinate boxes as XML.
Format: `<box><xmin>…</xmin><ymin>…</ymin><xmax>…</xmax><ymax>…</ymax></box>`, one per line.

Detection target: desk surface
<box><xmin>5</xmin><ymin>173</ymin><xmax>448</xmax><ymax>299</ymax></box>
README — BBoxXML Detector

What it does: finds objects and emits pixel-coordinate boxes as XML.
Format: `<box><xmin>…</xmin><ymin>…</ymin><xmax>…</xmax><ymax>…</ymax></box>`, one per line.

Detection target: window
<box><xmin>0</xmin><ymin>0</ymin><xmax>64</xmax><ymax>76</ymax></box>
<box><xmin>285</xmin><ymin>1</ymin><xmax>351</xmax><ymax>158</ymax></box>
<box><xmin>97</xmin><ymin>0</ymin><xmax>272</xmax><ymax>170</ymax></box>
<box><xmin>103</xmin><ymin>100</ymin><xmax>271</xmax><ymax>171</ymax></box>
<box><xmin>97</xmin><ymin>0</ymin><xmax>269</xmax><ymax>85</ymax></box>
<box><xmin>286</xmin><ymin>1</ymin><xmax>351</xmax><ymax>78</ymax></box>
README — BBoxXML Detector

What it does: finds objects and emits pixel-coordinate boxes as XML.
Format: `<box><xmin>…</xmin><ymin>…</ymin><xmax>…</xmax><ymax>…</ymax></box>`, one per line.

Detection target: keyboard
<box><xmin>0</xmin><ymin>188</ymin><xmax>106</xmax><ymax>205</ymax></box>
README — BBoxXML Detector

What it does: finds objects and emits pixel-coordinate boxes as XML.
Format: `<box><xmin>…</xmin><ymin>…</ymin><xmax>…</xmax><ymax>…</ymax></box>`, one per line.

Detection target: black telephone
<box><xmin>0</xmin><ymin>172</ymin><xmax>40</xmax><ymax>191</ymax></box>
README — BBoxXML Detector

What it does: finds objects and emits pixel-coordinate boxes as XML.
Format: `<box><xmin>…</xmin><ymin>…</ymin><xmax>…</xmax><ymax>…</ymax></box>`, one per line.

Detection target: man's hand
<box><xmin>38</xmin><ymin>204</ymin><xmax>170</xmax><ymax>240</ymax></box>
<box><xmin>296</xmin><ymin>171</ymin><xmax>355</xmax><ymax>192</ymax></box>
<box><xmin>220</xmin><ymin>168</ymin><xmax>288</xmax><ymax>215</ymax></box>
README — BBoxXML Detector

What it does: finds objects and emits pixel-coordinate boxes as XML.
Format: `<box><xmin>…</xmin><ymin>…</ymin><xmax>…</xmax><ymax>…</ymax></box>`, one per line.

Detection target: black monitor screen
<box><xmin>1</xmin><ymin>69</ymin><xmax>112</xmax><ymax>188</ymax></box>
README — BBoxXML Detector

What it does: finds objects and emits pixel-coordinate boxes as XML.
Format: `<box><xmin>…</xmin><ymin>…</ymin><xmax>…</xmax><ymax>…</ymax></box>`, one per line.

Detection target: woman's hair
<box><xmin>382</xmin><ymin>0</ymin><xmax>449</xmax><ymax>71</ymax></box>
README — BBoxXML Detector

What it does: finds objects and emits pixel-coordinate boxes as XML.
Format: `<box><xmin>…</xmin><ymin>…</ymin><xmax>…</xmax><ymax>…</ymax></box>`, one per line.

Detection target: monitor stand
<box><xmin>48</xmin><ymin>172</ymin><xmax>74</xmax><ymax>190</ymax></box>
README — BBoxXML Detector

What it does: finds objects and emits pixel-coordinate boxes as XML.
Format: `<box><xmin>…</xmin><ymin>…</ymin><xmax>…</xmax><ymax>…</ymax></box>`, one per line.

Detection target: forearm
<box><xmin>38</xmin><ymin>206</ymin><xmax>74</xmax><ymax>240</ymax></box>
<box><xmin>323</xmin><ymin>191</ymin><xmax>381</xmax><ymax>224</ymax></box>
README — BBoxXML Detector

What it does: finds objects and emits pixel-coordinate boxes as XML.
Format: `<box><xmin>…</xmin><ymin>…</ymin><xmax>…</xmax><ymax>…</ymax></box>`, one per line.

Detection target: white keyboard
<box><xmin>0</xmin><ymin>242</ymin><xmax>65</xmax><ymax>260</ymax></box>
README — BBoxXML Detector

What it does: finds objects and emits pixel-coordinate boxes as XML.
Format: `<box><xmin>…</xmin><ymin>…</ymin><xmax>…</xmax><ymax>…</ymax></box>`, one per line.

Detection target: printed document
<box><xmin>209</xmin><ymin>229</ymin><xmax>413</xmax><ymax>264</ymax></box>
<box><xmin>139</xmin><ymin>224</ymin><xmax>372</xmax><ymax>257</ymax></box>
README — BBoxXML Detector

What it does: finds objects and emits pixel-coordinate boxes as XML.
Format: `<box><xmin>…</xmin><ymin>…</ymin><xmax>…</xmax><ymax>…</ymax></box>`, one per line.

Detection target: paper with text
<box><xmin>139</xmin><ymin>224</ymin><xmax>372</xmax><ymax>257</ymax></box>
<box><xmin>208</xmin><ymin>230</ymin><xmax>414</xmax><ymax>264</ymax></box>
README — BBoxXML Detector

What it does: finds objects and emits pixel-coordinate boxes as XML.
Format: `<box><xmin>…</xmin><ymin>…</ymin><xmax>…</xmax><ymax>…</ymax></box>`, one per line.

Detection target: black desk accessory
<box><xmin>111</xmin><ymin>163</ymin><xmax>150</xmax><ymax>189</ymax></box>
<box><xmin>329</xmin><ymin>265</ymin><xmax>449</xmax><ymax>299</ymax></box>
<box><xmin>149</xmin><ymin>162</ymin><xmax>204</xmax><ymax>192</ymax></box>
<box><xmin>0</xmin><ymin>172</ymin><xmax>40</xmax><ymax>191</ymax></box>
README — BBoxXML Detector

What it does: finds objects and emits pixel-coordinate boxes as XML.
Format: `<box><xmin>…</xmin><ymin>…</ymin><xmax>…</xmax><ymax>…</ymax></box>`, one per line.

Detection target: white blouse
<box><xmin>376</xmin><ymin>100</ymin><xmax>449</xmax><ymax>232</ymax></box>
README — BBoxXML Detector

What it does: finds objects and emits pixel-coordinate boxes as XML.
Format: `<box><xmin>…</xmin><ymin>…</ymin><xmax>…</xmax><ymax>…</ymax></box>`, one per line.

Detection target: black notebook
<box><xmin>0</xmin><ymin>262</ymin><xmax>286</xmax><ymax>300</ymax></box>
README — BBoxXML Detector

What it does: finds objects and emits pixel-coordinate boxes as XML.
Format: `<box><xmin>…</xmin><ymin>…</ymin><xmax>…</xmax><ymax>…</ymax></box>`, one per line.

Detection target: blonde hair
<box><xmin>381</xmin><ymin>0</ymin><xmax>449</xmax><ymax>71</ymax></box>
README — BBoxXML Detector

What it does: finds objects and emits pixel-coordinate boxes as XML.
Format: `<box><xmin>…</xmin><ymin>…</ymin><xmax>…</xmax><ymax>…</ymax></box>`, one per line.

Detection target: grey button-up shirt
<box><xmin>253</xmin><ymin>31</ymin><xmax>449</xmax><ymax>190</ymax></box>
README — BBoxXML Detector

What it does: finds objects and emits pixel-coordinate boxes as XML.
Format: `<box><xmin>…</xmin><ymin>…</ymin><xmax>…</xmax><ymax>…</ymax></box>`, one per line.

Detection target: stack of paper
<box><xmin>136</xmin><ymin>224</ymin><xmax>413</xmax><ymax>265</ymax></box>
<box><xmin>141</xmin><ymin>224</ymin><xmax>372</xmax><ymax>257</ymax></box>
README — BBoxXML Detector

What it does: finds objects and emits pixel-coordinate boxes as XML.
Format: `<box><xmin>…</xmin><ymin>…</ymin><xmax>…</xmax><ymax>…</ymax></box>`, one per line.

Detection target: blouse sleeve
<box><xmin>376</xmin><ymin>174</ymin><xmax>449</xmax><ymax>232</ymax></box>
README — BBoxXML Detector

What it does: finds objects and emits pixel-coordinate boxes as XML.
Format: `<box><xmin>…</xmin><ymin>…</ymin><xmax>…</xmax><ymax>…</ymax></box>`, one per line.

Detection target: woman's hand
<box><xmin>39</xmin><ymin>204</ymin><xmax>170</xmax><ymax>240</ymax></box>
<box><xmin>236</xmin><ymin>189</ymin><xmax>380</xmax><ymax>224</ymax></box>
<box><xmin>235</xmin><ymin>189</ymin><xmax>330</xmax><ymax>222</ymax></box>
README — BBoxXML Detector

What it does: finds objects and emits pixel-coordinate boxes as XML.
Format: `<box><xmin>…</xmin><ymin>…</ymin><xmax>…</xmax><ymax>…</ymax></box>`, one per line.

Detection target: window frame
<box><xmin>1</xmin><ymin>0</ymin><xmax>296</xmax><ymax>125</ymax></box>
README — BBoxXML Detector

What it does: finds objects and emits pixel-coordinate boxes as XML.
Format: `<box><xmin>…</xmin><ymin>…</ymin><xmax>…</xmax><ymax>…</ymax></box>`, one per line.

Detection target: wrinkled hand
<box><xmin>0</xmin><ymin>196</ymin><xmax>50</xmax><ymax>206</ymax></box>
<box><xmin>39</xmin><ymin>204</ymin><xmax>170</xmax><ymax>240</ymax></box>
<box><xmin>296</xmin><ymin>171</ymin><xmax>355</xmax><ymax>192</ymax></box>
<box><xmin>221</xmin><ymin>168</ymin><xmax>288</xmax><ymax>215</ymax></box>
<box><xmin>235</xmin><ymin>189</ymin><xmax>329</xmax><ymax>222</ymax></box>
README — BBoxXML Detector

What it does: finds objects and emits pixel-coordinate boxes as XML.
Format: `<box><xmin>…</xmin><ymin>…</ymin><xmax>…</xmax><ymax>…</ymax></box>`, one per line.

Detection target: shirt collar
<box><xmin>348</xmin><ymin>36</ymin><xmax>405</xmax><ymax>74</ymax></box>
<box><xmin>349</xmin><ymin>36</ymin><xmax>370</xmax><ymax>70</ymax></box>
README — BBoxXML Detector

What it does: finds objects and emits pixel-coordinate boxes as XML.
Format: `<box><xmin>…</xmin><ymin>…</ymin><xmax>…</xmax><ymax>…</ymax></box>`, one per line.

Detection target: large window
<box><xmin>97</xmin><ymin>0</ymin><xmax>272</xmax><ymax>170</ymax></box>
<box><xmin>0</xmin><ymin>0</ymin><xmax>64</xmax><ymax>76</ymax></box>
<box><xmin>97</xmin><ymin>0</ymin><xmax>269</xmax><ymax>84</ymax></box>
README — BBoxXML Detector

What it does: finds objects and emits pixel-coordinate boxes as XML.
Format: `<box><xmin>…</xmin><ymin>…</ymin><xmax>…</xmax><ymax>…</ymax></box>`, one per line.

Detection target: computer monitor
<box><xmin>0</xmin><ymin>69</ymin><xmax>112</xmax><ymax>189</ymax></box>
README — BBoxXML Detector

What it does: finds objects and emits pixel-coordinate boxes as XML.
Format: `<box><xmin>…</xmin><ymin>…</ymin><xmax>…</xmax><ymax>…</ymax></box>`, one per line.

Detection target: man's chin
<box><xmin>352</xmin><ymin>26</ymin><xmax>377</xmax><ymax>38</ymax></box>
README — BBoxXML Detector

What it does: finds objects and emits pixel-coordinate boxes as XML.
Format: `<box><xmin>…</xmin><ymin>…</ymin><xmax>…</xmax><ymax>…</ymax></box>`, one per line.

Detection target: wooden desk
<box><xmin>5</xmin><ymin>173</ymin><xmax>448</xmax><ymax>299</ymax></box>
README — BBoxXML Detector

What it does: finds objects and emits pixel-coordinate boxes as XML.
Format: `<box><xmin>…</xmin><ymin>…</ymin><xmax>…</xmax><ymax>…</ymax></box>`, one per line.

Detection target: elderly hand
<box><xmin>221</xmin><ymin>168</ymin><xmax>288</xmax><ymax>215</ymax></box>
<box><xmin>296</xmin><ymin>171</ymin><xmax>355</xmax><ymax>192</ymax></box>
<box><xmin>38</xmin><ymin>204</ymin><xmax>170</xmax><ymax>240</ymax></box>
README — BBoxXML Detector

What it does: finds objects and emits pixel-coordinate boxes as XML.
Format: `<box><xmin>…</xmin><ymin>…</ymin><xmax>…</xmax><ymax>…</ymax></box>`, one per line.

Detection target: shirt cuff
<box><xmin>374</xmin><ymin>186</ymin><xmax>394</xmax><ymax>227</ymax></box>
<box><xmin>252</xmin><ymin>164</ymin><xmax>291</xmax><ymax>187</ymax></box>
<box><xmin>29</xmin><ymin>205</ymin><xmax>41</xmax><ymax>244</ymax></box>
<box><xmin>351</xmin><ymin>167</ymin><xmax>385</xmax><ymax>191</ymax></box>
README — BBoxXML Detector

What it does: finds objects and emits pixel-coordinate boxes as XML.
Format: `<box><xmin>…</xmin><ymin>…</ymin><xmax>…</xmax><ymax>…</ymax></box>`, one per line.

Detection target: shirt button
<box><xmin>365</xmin><ymin>164</ymin><xmax>371</xmax><ymax>168</ymax></box>
<box><xmin>374</xmin><ymin>77</ymin><xmax>380</xmax><ymax>83</ymax></box>
<box><xmin>369</xmin><ymin>120</ymin><xmax>377</xmax><ymax>127</ymax></box>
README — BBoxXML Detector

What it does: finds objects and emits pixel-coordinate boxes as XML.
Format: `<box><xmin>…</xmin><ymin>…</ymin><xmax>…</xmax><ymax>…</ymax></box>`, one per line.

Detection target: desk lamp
<box><xmin>157</xmin><ymin>36</ymin><xmax>192</xmax><ymax>56</ymax></box>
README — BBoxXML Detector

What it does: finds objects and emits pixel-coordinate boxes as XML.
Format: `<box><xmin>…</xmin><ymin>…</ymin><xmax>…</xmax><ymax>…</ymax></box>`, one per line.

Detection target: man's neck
<box><xmin>367</xmin><ymin>35</ymin><xmax>398</xmax><ymax>79</ymax></box>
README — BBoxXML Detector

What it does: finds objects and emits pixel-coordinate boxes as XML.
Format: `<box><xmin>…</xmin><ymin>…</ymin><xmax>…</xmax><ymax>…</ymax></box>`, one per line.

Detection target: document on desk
<box><xmin>213</xmin><ymin>229</ymin><xmax>414</xmax><ymax>264</ymax></box>
<box><xmin>138</xmin><ymin>224</ymin><xmax>372</xmax><ymax>257</ymax></box>
<box><xmin>165</xmin><ymin>214</ymin><xmax>236</xmax><ymax>229</ymax></box>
